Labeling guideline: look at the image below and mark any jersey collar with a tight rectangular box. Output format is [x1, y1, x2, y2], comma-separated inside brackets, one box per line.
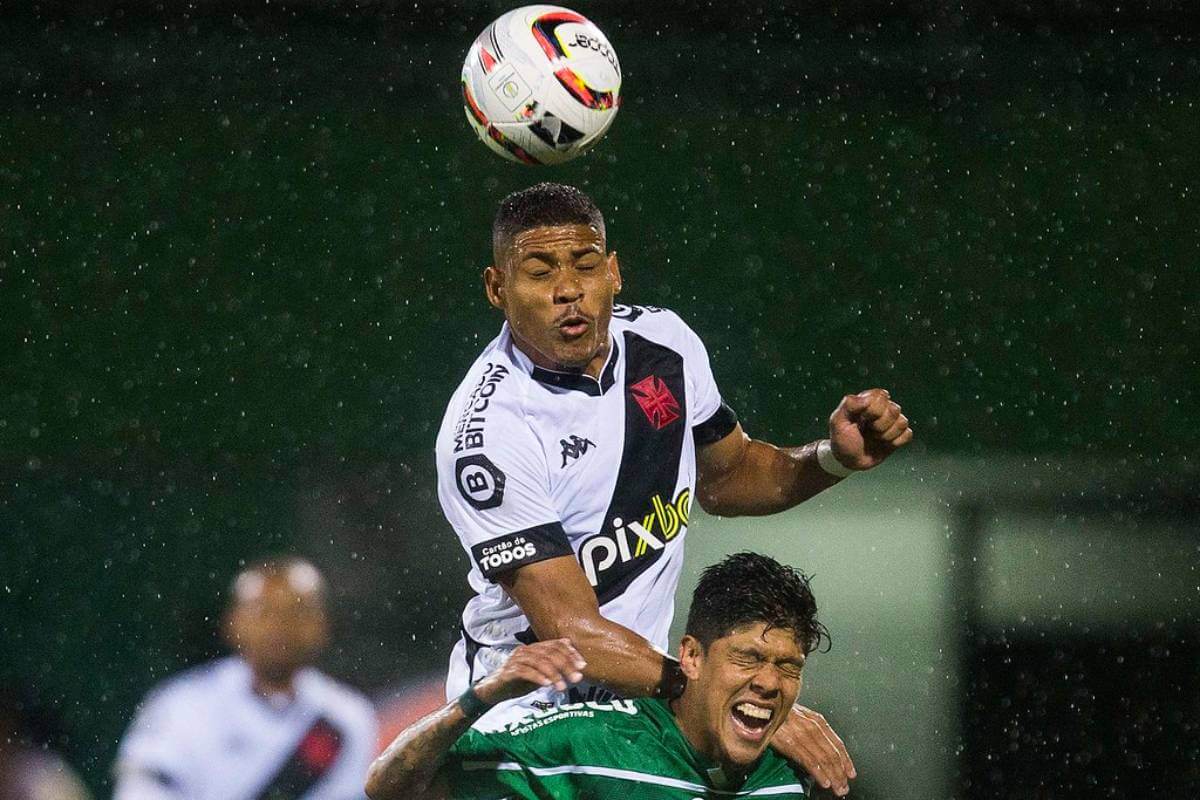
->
[509, 327, 621, 397]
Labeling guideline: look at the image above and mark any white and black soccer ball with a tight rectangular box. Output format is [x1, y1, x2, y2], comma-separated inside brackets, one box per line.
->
[461, 5, 621, 165]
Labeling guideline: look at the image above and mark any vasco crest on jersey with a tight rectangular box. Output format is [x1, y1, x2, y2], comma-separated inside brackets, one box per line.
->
[629, 374, 681, 430]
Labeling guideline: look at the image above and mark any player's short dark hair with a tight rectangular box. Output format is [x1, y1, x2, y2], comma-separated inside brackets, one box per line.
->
[492, 182, 606, 263]
[685, 552, 828, 655]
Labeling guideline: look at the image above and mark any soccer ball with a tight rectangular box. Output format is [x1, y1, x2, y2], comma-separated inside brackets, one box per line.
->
[461, 5, 621, 165]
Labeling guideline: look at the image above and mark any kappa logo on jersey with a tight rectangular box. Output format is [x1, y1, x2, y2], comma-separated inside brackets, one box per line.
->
[559, 434, 596, 468]
[630, 374, 681, 430]
[455, 453, 506, 510]
[579, 488, 690, 587]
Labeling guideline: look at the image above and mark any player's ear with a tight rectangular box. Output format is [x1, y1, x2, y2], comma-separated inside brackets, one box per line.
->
[608, 251, 622, 296]
[678, 634, 703, 680]
[484, 265, 505, 310]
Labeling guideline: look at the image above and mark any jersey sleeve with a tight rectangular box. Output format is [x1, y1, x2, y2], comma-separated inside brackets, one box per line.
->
[437, 376, 573, 582]
[111, 687, 193, 800]
[676, 315, 739, 446]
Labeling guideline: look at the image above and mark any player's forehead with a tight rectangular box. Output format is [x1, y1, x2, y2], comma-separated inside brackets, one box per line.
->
[509, 223, 605, 258]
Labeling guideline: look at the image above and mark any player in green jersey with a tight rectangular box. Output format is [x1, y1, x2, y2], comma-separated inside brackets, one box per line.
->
[366, 552, 829, 799]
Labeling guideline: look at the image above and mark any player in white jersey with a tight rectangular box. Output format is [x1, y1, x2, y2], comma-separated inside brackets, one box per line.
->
[435, 183, 912, 796]
[112, 558, 377, 800]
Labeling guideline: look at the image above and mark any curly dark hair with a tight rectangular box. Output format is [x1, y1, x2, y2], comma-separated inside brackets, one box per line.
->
[492, 182, 606, 264]
[685, 552, 829, 655]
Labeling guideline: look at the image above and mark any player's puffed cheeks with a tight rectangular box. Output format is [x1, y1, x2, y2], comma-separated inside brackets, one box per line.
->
[485, 223, 622, 377]
[675, 623, 805, 770]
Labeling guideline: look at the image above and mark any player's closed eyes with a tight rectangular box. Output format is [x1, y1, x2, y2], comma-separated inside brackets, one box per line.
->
[731, 651, 803, 679]
[777, 663, 804, 680]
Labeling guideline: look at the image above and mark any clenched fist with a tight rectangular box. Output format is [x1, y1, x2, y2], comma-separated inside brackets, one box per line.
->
[828, 389, 912, 471]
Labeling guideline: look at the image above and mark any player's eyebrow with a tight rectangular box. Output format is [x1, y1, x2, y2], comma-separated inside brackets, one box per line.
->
[518, 245, 600, 265]
[518, 249, 558, 264]
[729, 644, 763, 658]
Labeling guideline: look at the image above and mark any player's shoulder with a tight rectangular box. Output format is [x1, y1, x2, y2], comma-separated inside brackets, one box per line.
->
[133, 657, 235, 718]
[437, 329, 531, 451]
[446, 328, 529, 403]
[610, 304, 706, 354]
[298, 669, 377, 731]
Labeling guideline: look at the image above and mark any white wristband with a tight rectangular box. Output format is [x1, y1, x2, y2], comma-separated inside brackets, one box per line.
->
[816, 439, 855, 478]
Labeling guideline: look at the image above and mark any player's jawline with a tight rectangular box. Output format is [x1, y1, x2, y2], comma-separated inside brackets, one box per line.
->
[460, 761, 807, 796]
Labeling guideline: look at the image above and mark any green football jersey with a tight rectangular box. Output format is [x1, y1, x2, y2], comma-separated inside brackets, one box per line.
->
[442, 698, 810, 799]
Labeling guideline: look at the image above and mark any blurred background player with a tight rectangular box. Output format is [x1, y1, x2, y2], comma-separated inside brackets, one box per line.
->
[111, 557, 377, 800]
[435, 182, 911, 795]
[0, 687, 91, 800]
[366, 552, 827, 800]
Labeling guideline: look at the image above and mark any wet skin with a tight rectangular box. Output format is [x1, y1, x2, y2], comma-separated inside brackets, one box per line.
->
[484, 224, 622, 379]
[673, 623, 806, 772]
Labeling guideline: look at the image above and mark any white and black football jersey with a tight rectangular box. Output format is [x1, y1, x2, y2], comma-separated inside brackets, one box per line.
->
[112, 658, 377, 800]
[436, 305, 737, 726]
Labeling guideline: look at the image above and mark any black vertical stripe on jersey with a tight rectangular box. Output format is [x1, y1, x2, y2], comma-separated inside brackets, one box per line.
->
[590, 331, 687, 607]
[251, 717, 343, 800]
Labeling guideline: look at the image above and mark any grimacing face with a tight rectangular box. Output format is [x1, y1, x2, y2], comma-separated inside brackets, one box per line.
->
[485, 223, 622, 377]
[225, 568, 329, 682]
[677, 622, 805, 770]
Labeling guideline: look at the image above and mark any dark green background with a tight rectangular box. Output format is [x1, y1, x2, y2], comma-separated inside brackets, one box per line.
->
[1, 1, 1197, 792]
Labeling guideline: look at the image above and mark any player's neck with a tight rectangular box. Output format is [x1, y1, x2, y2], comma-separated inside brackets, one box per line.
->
[250, 667, 298, 702]
[511, 331, 611, 379]
[670, 695, 749, 781]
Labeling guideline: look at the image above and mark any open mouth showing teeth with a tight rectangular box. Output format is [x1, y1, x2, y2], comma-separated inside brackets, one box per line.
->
[731, 702, 773, 734]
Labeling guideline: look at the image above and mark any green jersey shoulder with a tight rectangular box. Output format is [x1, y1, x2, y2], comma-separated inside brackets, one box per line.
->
[443, 698, 810, 799]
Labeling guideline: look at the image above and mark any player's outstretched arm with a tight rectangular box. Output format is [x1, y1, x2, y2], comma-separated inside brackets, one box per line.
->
[365, 640, 586, 800]
[697, 388, 912, 516]
[499, 556, 684, 698]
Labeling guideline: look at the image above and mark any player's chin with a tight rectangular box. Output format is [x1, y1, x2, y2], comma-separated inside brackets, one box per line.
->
[718, 731, 769, 769]
[552, 333, 600, 364]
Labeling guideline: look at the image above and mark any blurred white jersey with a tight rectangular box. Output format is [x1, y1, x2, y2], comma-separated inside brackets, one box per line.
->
[436, 305, 737, 728]
[113, 657, 377, 800]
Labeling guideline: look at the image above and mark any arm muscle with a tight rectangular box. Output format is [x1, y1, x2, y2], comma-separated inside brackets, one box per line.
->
[696, 424, 841, 516]
[499, 556, 677, 698]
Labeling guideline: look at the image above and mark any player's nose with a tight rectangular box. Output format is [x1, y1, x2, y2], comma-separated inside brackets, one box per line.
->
[554, 274, 584, 303]
[749, 666, 783, 695]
